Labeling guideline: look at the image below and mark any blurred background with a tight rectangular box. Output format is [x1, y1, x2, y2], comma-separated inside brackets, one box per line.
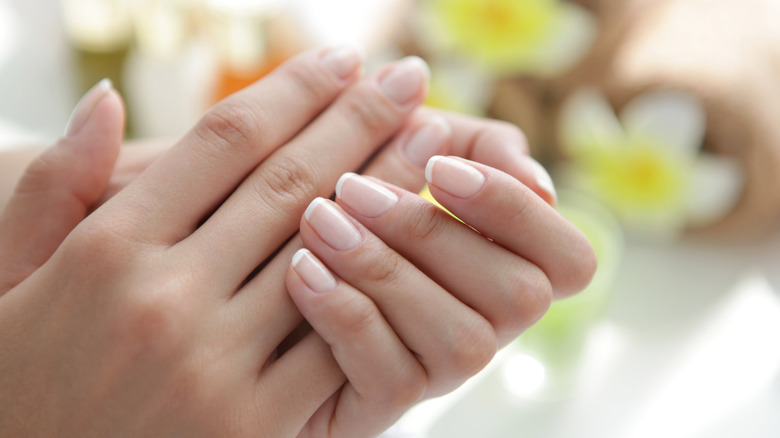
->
[1, 0, 780, 437]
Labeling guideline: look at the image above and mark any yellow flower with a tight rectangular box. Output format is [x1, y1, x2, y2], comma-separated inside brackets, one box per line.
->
[417, 0, 595, 76]
[559, 90, 742, 235]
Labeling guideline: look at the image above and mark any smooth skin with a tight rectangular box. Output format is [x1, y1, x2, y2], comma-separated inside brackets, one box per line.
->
[0, 47, 595, 437]
[289, 158, 595, 436]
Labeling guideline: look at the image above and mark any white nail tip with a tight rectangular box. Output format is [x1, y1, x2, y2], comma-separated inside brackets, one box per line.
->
[425, 155, 443, 184]
[335, 173, 355, 199]
[304, 197, 326, 221]
[291, 248, 309, 267]
[97, 78, 113, 93]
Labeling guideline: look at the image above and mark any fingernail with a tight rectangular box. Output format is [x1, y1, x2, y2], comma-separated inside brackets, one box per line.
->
[292, 248, 338, 294]
[335, 173, 398, 218]
[320, 46, 362, 79]
[304, 198, 362, 251]
[403, 116, 451, 169]
[425, 156, 485, 199]
[65, 78, 113, 137]
[528, 159, 557, 206]
[378, 56, 429, 105]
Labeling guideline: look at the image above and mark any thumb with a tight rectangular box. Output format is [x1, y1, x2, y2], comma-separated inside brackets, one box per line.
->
[0, 79, 125, 295]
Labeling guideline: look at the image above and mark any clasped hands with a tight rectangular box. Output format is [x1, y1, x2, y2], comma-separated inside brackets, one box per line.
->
[0, 48, 595, 437]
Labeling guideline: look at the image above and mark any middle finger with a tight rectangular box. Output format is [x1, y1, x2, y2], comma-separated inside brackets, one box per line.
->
[178, 57, 430, 294]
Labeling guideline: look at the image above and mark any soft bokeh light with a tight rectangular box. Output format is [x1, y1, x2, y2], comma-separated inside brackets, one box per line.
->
[502, 353, 547, 397]
[622, 275, 780, 438]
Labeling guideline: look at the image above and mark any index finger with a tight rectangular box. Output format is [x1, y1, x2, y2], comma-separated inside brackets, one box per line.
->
[361, 108, 556, 206]
[95, 46, 363, 245]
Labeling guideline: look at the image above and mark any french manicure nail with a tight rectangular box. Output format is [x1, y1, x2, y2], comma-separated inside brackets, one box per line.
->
[291, 248, 338, 294]
[528, 159, 557, 206]
[321, 46, 362, 79]
[336, 173, 399, 218]
[425, 156, 485, 199]
[378, 56, 430, 105]
[304, 198, 362, 251]
[65, 78, 113, 137]
[402, 116, 451, 169]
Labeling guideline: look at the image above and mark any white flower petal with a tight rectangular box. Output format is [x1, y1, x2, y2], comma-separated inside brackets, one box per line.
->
[685, 155, 743, 226]
[530, 2, 597, 77]
[621, 91, 706, 160]
[560, 89, 626, 156]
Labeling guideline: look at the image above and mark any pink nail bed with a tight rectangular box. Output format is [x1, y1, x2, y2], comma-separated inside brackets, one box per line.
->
[402, 116, 451, 169]
[336, 173, 398, 218]
[425, 156, 485, 199]
[304, 198, 362, 251]
[291, 248, 337, 294]
[378, 56, 430, 105]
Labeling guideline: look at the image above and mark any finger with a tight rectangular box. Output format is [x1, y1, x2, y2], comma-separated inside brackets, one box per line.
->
[298, 199, 495, 396]
[287, 249, 425, 437]
[0, 147, 44, 211]
[97, 46, 363, 245]
[362, 108, 557, 205]
[97, 138, 175, 206]
[221, 235, 305, 360]
[425, 156, 597, 299]
[332, 173, 546, 347]
[0, 80, 124, 294]
[182, 56, 430, 292]
[255, 331, 345, 438]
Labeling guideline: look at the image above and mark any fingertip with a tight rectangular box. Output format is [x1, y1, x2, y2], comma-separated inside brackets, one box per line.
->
[526, 159, 557, 207]
[424, 155, 443, 184]
[290, 248, 338, 295]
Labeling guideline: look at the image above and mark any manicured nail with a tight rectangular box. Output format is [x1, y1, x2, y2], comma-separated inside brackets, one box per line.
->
[425, 156, 485, 199]
[335, 173, 399, 218]
[291, 248, 338, 294]
[403, 116, 451, 169]
[528, 159, 557, 206]
[379, 56, 429, 105]
[304, 198, 362, 251]
[321, 46, 362, 79]
[65, 78, 113, 137]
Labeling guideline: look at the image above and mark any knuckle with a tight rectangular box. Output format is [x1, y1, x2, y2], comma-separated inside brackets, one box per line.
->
[506, 266, 553, 331]
[568, 240, 599, 295]
[254, 155, 318, 209]
[341, 89, 397, 133]
[195, 101, 261, 153]
[115, 287, 190, 355]
[506, 187, 534, 233]
[405, 204, 448, 243]
[282, 58, 334, 103]
[330, 292, 377, 336]
[448, 320, 497, 379]
[385, 367, 427, 407]
[65, 218, 130, 264]
[15, 155, 57, 197]
[361, 250, 403, 286]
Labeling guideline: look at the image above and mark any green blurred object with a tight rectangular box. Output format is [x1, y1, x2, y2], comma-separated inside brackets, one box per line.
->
[61, 0, 134, 136]
[515, 189, 623, 397]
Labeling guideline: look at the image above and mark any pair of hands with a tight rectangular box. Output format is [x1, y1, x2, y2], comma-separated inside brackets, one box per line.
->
[0, 48, 595, 437]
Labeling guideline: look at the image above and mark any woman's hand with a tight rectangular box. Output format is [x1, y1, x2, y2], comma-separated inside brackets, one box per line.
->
[0, 47, 439, 437]
[288, 159, 596, 437]
[0, 45, 583, 436]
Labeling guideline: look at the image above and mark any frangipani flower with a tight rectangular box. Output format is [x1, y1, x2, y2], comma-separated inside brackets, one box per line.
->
[416, 0, 596, 76]
[559, 89, 742, 235]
